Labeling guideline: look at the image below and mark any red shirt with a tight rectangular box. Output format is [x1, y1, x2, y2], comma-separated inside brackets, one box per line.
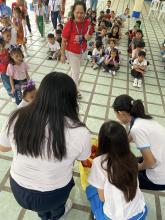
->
[0, 49, 9, 73]
[62, 19, 94, 54]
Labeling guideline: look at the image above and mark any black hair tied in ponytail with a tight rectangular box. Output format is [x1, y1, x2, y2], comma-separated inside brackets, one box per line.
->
[113, 94, 152, 120]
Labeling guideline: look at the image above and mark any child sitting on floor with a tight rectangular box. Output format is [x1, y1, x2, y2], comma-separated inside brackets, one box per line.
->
[92, 40, 105, 70]
[102, 48, 119, 75]
[131, 51, 147, 88]
[47, 33, 60, 60]
[131, 41, 145, 63]
[18, 80, 36, 108]
[108, 25, 120, 43]
[161, 39, 165, 62]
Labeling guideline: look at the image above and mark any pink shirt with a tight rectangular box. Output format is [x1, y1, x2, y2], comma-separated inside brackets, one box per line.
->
[6, 62, 28, 80]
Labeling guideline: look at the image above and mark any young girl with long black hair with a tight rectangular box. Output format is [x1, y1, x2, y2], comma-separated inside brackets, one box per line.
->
[113, 94, 165, 191]
[86, 120, 147, 220]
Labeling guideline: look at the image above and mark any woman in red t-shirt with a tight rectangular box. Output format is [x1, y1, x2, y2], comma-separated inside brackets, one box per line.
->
[61, 1, 94, 97]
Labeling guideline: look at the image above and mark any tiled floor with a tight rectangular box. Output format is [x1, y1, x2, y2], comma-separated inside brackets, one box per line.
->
[0, 0, 165, 219]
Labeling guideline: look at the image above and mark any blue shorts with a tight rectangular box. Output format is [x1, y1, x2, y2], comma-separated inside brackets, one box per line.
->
[86, 185, 147, 220]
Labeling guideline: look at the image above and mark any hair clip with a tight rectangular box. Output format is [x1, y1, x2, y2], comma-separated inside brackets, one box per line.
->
[0, 26, 12, 33]
[131, 100, 134, 106]
[0, 14, 9, 19]
[8, 44, 22, 53]
[22, 80, 35, 91]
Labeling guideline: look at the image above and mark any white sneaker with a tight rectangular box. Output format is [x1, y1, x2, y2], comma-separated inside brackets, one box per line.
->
[93, 64, 98, 70]
[137, 79, 142, 88]
[11, 98, 15, 103]
[133, 78, 138, 87]
[112, 71, 116, 76]
[64, 199, 72, 215]
[109, 70, 112, 74]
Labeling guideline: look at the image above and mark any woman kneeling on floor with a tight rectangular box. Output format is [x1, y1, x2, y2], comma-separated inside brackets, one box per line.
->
[0, 72, 91, 220]
[113, 94, 165, 191]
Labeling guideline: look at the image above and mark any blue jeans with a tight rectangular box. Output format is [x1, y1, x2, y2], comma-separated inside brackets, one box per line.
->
[1, 73, 12, 97]
[10, 177, 74, 220]
[51, 11, 60, 30]
[90, 0, 98, 11]
[86, 185, 147, 220]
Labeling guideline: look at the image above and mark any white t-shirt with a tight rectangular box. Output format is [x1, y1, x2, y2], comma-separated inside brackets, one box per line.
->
[133, 58, 147, 67]
[92, 48, 100, 58]
[48, 41, 60, 52]
[49, 0, 60, 12]
[88, 155, 146, 220]
[130, 118, 165, 185]
[0, 118, 91, 191]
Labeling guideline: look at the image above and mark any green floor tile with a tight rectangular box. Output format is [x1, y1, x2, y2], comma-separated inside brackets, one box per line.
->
[111, 87, 127, 96]
[92, 94, 109, 106]
[80, 91, 91, 102]
[147, 104, 165, 117]
[97, 77, 111, 86]
[28, 57, 45, 65]
[79, 103, 88, 115]
[88, 104, 106, 118]
[0, 191, 21, 220]
[80, 82, 94, 92]
[145, 85, 160, 94]
[95, 85, 110, 95]
[0, 159, 11, 182]
[1, 103, 17, 115]
[146, 93, 162, 105]
[82, 74, 96, 83]
[143, 193, 157, 220]
[86, 117, 104, 134]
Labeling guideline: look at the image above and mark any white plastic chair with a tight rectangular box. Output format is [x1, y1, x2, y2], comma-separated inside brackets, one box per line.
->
[158, 2, 165, 20]
[148, 0, 161, 18]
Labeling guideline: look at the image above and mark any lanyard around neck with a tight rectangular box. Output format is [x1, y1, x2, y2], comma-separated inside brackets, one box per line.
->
[75, 20, 84, 36]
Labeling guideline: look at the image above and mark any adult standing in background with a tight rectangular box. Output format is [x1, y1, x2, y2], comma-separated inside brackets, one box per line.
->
[113, 94, 165, 191]
[49, 0, 61, 30]
[0, 72, 91, 220]
[90, 0, 98, 11]
[61, 1, 94, 98]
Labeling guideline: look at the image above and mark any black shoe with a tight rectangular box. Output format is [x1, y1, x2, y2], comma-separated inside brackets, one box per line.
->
[77, 92, 82, 99]
[47, 57, 53, 60]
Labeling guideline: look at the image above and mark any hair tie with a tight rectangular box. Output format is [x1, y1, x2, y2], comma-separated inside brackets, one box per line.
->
[9, 44, 22, 53]
[22, 80, 35, 91]
[131, 100, 134, 106]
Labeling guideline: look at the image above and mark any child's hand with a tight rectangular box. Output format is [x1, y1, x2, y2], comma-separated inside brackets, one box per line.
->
[11, 88, 15, 95]
[84, 34, 91, 41]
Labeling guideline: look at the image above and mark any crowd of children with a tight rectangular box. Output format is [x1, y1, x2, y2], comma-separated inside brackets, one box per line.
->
[0, 1, 165, 220]
[85, 2, 129, 76]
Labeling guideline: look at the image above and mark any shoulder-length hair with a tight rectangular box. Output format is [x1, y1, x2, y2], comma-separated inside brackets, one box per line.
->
[7, 72, 85, 160]
[70, 1, 86, 20]
[97, 120, 138, 202]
